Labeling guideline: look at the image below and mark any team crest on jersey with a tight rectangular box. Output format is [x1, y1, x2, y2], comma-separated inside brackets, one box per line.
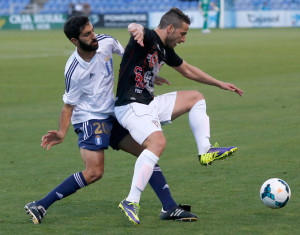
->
[105, 57, 113, 76]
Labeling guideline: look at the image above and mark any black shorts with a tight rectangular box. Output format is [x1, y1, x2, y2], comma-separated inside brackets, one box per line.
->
[109, 119, 129, 150]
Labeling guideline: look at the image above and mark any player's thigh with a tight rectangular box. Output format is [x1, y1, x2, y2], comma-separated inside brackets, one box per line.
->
[118, 134, 144, 157]
[171, 90, 204, 120]
[73, 118, 114, 172]
[80, 148, 105, 171]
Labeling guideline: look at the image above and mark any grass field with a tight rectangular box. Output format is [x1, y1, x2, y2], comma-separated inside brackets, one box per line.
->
[0, 27, 299, 234]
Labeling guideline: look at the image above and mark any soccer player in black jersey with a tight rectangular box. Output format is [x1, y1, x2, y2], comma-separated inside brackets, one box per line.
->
[115, 8, 244, 225]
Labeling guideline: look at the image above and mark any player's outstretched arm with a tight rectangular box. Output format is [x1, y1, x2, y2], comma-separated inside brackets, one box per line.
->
[41, 103, 74, 150]
[128, 23, 145, 47]
[173, 61, 244, 96]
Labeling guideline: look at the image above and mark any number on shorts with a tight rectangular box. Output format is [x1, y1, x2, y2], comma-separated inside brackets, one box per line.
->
[93, 122, 110, 134]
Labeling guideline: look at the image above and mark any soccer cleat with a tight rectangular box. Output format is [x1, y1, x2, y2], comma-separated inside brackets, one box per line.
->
[160, 204, 198, 222]
[199, 142, 237, 166]
[118, 199, 140, 226]
[24, 201, 47, 224]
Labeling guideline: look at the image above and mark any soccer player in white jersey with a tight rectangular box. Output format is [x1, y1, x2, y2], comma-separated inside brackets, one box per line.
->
[24, 15, 197, 225]
[114, 8, 244, 225]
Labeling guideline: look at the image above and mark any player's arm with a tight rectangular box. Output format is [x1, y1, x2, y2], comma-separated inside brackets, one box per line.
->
[41, 103, 75, 150]
[128, 23, 145, 47]
[154, 76, 171, 86]
[173, 60, 244, 96]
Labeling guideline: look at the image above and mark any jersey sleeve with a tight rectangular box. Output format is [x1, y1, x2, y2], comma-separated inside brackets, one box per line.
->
[112, 38, 124, 57]
[63, 72, 82, 106]
[165, 48, 183, 67]
[143, 28, 152, 45]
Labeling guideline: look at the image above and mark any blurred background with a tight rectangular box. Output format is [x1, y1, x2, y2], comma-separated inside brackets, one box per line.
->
[0, 0, 300, 30]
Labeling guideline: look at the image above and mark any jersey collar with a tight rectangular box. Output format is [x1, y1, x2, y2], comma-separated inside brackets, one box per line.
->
[74, 48, 97, 69]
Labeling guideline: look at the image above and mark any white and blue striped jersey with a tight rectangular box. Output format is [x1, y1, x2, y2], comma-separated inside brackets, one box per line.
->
[63, 34, 124, 124]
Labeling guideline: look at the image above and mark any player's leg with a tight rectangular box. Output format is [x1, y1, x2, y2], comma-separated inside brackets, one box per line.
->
[111, 122, 179, 212]
[24, 149, 104, 224]
[171, 90, 211, 155]
[202, 3, 210, 33]
[25, 119, 112, 224]
[80, 149, 105, 184]
[161, 91, 237, 166]
[37, 148, 103, 206]
[124, 131, 163, 202]
[118, 133, 178, 209]
[115, 103, 165, 225]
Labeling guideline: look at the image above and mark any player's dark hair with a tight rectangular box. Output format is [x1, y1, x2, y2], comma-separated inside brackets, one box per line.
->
[64, 15, 90, 40]
[158, 7, 191, 29]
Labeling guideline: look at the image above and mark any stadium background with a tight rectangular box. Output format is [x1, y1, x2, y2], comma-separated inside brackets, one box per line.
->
[1, 0, 300, 30]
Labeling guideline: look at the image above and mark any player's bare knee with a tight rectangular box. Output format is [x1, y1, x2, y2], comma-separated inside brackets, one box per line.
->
[188, 91, 203, 109]
[85, 169, 104, 183]
[191, 90, 204, 104]
[154, 137, 167, 156]
[146, 136, 166, 156]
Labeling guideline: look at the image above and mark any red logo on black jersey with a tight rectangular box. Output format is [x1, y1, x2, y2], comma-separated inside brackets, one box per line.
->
[149, 51, 158, 68]
[134, 66, 144, 88]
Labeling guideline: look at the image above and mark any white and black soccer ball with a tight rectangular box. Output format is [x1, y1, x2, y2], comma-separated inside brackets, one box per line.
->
[260, 178, 291, 209]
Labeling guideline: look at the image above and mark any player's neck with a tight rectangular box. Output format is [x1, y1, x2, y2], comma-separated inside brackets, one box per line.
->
[154, 28, 167, 45]
[77, 48, 96, 62]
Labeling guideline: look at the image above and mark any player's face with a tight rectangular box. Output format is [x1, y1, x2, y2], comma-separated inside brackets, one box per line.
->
[78, 22, 98, 52]
[165, 22, 189, 49]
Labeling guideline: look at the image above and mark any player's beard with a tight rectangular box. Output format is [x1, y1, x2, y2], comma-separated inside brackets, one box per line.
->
[165, 36, 177, 49]
[78, 38, 98, 52]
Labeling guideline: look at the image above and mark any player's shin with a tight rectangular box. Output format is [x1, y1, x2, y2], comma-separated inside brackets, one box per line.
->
[126, 149, 159, 203]
[149, 164, 177, 211]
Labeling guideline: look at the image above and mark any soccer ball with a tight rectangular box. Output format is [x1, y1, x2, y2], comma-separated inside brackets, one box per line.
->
[260, 178, 291, 209]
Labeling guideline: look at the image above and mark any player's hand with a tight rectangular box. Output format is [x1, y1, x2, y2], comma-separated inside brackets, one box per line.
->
[219, 82, 244, 96]
[41, 130, 64, 151]
[154, 76, 171, 86]
[128, 23, 144, 47]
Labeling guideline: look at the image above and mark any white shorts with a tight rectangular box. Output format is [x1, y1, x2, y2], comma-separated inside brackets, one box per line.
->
[114, 92, 177, 145]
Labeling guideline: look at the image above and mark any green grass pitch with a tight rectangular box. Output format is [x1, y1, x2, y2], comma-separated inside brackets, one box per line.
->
[0, 27, 299, 234]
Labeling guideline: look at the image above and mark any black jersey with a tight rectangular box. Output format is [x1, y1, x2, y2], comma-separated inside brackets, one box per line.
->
[115, 28, 183, 106]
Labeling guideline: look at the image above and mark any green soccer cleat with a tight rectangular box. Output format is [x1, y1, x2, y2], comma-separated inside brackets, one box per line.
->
[199, 142, 237, 166]
[118, 199, 140, 226]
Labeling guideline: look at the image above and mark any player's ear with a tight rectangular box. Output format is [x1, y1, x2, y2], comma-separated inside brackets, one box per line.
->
[70, 38, 78, 46]
[167, 24, 174, 34]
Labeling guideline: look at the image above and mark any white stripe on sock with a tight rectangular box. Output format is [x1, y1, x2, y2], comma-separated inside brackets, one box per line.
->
[74, 173, 85, 188]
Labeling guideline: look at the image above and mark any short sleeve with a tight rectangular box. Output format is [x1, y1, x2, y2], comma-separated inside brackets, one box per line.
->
[62, 78, 82, 105]
[112, 38, 124, 57]
[165, 48, 183, 67]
